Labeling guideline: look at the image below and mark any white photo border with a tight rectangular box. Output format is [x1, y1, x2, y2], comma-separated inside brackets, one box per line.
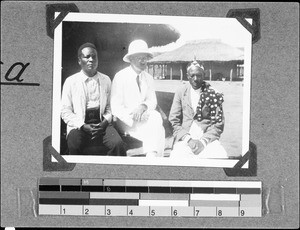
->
[51, 12, 252, 168]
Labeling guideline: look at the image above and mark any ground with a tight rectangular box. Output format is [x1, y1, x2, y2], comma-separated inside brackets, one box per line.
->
[154, 80, 244, 158]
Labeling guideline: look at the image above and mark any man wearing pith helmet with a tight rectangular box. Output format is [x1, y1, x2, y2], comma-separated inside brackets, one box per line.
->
[111, 39, 165, 157]
[61, 42, 126, 156]
[168, 59, 227, 158]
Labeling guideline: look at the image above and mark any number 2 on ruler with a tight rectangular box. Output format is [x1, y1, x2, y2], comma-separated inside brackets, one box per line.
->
[85, 208, 89, 215]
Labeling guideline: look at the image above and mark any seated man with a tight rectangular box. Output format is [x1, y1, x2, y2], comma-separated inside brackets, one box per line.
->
[169, 60, 227, 158]
[61, 42, 126, 156]
[111, 40, 165, 157]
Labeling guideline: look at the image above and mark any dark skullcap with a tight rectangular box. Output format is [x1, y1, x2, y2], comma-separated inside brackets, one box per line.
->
[77, 42, 97, 57]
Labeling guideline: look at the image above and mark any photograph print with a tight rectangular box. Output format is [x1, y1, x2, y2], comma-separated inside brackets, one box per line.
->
[51, 13, 252, 168]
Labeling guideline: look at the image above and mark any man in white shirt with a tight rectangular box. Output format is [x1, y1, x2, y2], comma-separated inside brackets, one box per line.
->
[169, 60, 228, 158]
[111, 40, 165, 157]
[61, 43, 126, 156]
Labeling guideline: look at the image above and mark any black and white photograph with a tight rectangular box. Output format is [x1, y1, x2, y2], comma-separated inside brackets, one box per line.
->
[1, 2, 299, 228]
[51, 13, 252, 167]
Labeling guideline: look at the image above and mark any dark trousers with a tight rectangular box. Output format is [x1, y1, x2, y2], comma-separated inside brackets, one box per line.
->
[67, 124, 127, 156]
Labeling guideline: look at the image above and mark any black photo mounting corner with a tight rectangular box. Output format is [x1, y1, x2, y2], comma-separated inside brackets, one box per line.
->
[226, 8, 261, 44]
[46, 3, 79, 39]
[43, 136, 76, 171]
[223, 141, 257, 177]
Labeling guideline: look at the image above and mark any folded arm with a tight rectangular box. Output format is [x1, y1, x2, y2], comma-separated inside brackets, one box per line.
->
[200, 105, 225, 145]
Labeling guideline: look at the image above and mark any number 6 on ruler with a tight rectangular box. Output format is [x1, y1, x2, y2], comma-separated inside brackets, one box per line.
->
[173, 209, 178, 216]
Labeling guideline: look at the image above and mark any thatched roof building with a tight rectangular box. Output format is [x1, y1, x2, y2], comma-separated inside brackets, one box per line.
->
[149, 39, 244, 63]
[147, 39, 244, 81]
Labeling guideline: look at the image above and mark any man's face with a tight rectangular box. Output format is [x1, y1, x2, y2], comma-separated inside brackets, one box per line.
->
[187, 66, 205, 90]
[130, 54, 150, 72]
[78, 47, 98, 77]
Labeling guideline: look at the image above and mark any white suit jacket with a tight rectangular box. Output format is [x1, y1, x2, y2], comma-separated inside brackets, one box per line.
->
[61, 70, 112, 136]
[110, 66, 157, 127]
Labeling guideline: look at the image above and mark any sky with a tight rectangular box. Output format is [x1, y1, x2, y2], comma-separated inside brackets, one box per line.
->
[149, 17, 252, 53]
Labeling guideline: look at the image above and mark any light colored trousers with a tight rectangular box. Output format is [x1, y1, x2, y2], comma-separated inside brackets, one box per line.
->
[170, 120, 228, 159]
[118, 110, 165, 157]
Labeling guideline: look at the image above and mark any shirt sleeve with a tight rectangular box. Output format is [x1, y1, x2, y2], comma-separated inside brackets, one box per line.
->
[110, 74, 134, 127]
[61, 78, 85, 129]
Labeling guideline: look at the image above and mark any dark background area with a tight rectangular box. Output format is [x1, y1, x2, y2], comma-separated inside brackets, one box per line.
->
[61, 21, 180, 86]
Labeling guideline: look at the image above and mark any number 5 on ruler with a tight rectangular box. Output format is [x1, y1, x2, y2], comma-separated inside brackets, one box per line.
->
[150, 209, 155, 216]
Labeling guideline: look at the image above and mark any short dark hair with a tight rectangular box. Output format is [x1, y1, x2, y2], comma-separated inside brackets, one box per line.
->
[77, 42, 97, 57]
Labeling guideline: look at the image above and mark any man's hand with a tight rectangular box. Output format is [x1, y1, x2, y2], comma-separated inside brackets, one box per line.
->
[98, 119, 109, 131]
[187, 139, 205, 155]
[81, 119, 108, 139]
[81, 124, 101, 136]
[132, 104, 147, 122]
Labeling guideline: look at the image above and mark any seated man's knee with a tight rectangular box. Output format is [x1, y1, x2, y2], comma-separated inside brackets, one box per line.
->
[105, 126, 126, 148]
[67, 129, 87, 154]
[106, 133, 127, 156]
[148, 110, 163, 125]
[111, 134, 124, 147]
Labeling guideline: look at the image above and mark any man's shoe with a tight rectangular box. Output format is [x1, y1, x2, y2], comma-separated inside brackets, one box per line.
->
[126, 147, 145, 157]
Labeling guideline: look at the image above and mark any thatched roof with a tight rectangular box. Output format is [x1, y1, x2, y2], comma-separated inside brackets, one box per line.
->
[148, 39, 244, 63]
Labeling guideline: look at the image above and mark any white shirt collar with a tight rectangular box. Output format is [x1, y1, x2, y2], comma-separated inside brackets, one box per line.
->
[191, 87, 201, 94]
[80, 70, 99, 82]
[129, 65, 143, 78]
[190, 87, 201, 112]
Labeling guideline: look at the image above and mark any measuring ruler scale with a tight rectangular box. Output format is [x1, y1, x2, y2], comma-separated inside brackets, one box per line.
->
[38, 178, 262, 217]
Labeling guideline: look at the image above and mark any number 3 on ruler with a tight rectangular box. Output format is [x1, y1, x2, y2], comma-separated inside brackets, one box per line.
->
[106, 209, 111, 215]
